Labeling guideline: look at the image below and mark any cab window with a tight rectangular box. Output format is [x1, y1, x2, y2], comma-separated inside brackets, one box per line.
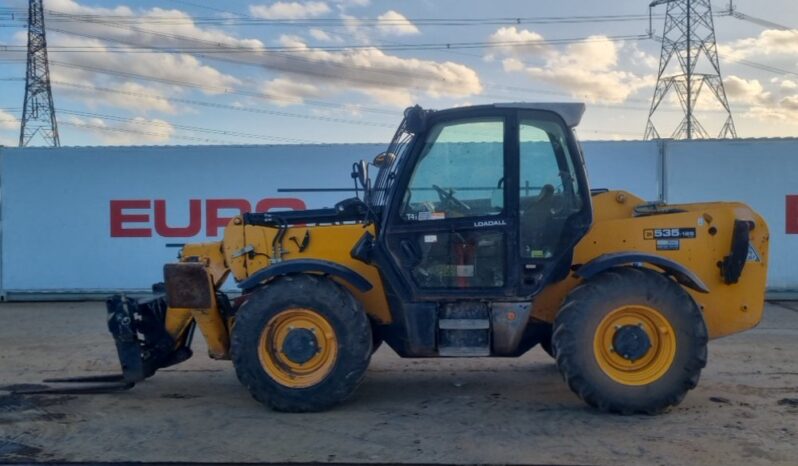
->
[519, 118, 582, 259]
[401, 118, 504, 221]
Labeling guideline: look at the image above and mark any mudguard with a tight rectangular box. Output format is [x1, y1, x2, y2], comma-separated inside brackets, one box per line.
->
[237, 259, 373, 293]
[575, 251, 710, 293]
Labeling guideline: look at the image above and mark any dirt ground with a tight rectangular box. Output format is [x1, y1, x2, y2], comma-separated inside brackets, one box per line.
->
[1, 301, 797, 466]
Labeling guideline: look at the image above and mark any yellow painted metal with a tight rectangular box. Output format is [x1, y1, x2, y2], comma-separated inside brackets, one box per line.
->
[232, 221, 393, 324]
[258, 308, 338, 388]
[222, 217, 247, 282]
[593, 305, 676, 386]
[181, 242, 230, 288]
[189, 300, 231, 360]
[532, 191, 770, 339]
[164, 307, 193, 342]
[163, 263, 230, 360]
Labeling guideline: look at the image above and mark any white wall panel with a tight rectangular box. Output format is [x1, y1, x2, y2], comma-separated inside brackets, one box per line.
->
[0, 144, 381, 294]
[581, 140, 661, 201]
[1, 138, 796, 296]
[664, 139, 798, 290]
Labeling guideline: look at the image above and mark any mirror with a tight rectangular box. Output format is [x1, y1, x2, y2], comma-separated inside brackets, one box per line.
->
[373, 152, 396, 168]
[351, 160, 369, 191]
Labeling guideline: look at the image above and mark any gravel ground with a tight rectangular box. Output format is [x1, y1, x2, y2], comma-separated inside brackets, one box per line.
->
[1, 301, 797, 465]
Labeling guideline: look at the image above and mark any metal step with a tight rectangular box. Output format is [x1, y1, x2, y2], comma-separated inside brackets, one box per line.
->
[438, 318, 490, 330]
[438, 346, 491, 357]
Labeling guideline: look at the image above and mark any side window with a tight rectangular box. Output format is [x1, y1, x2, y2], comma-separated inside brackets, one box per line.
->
[519, 118, 582, 259]
[401, 118, 504, 221]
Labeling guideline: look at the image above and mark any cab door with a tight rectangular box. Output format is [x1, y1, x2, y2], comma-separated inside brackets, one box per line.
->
[516, 110, 592, 295]
[381, 108, 517, 300]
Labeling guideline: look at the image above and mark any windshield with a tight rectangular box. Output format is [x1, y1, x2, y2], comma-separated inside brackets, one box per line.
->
[368, 114, 415, 207]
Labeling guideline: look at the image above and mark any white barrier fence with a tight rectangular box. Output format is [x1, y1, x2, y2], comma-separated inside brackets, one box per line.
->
[0, 138, 796, 298]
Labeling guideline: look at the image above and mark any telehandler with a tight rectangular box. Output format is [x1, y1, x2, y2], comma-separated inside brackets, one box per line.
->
[26, 103, 769, 414]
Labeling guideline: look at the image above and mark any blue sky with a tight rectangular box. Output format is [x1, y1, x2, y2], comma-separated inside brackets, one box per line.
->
[1, 0, 797, 146]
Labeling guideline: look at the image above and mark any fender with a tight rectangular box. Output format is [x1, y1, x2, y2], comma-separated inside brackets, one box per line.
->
[575, 252, 710, 294]
[237, 259, 373, 293]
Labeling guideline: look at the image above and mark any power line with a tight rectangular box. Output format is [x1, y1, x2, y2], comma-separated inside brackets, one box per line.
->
[4, 117, 238, 144]
[730, 11, 797, 31]
[41, 58, 398, 119]
[57, 119, 240, 145]
[1, 34, 651, 53]
[57, 108, 320, 143]
[47, 79, 396, 128]
[2, 7, 666, 27]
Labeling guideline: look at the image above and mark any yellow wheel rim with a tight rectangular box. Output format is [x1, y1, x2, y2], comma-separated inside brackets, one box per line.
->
[258, 308, 338, 388]
[593, 305, 676, 386]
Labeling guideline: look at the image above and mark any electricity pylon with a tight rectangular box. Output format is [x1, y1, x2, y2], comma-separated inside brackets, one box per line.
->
[20, 0, 60, 147]
[645, 0, 737, 140]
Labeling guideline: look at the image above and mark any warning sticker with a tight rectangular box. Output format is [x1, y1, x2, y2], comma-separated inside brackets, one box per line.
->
[747, 245, 761, 262]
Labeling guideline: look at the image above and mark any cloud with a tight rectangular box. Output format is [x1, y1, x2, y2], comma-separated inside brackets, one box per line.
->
[719, 29, 798, 61]
[45, 34, 240, 95]
[0, 109, 20, 131]
[261, 77, 322, 106]
[270, 35, 483, 107]
[725, 76, 768, 105]
[489, 29, 653, 103]
[359, 87, 414, 107]
[309, 28, 341, 42]
[725, 75, 798, 124]
[249, 2, 331, 20]
[487, 27, 550, 60]
[30, 0, 248, 114]
[29, 0, 483, 113]
[377, 10, 420, 36]
[67, 115, 175, 144]
[332, 0, 369, 9]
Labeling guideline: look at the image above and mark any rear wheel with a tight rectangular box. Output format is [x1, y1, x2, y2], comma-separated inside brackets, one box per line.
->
[553, 267, 707, 414]
[231, 274, 372, 412]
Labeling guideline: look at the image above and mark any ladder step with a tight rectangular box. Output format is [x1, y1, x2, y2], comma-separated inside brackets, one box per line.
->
[438, 346, 491, 357]
[439, 319, 490, 330]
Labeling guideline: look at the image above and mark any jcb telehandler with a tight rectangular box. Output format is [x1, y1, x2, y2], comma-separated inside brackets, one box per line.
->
[28, 103, 769, 414]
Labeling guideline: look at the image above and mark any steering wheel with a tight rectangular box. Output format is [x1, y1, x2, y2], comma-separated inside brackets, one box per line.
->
[432, 184, 471, 212]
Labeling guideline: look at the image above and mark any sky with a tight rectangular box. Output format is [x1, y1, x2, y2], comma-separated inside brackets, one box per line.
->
[0, 0, 797, 147]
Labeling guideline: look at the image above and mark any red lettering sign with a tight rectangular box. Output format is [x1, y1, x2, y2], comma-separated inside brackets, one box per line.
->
[110, 198, 307, 238]
[110, 200, 151, 237]
[154, 199, 202, 237]
[255, 198, 306, 213]
[206, 199, 252, 237]
[787, 195, 798, 234]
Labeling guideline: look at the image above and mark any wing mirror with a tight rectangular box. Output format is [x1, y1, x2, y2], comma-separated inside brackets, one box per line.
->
[351, 160, 370, 191]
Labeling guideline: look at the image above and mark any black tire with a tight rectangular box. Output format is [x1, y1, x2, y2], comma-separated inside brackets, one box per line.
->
[553, 267, 708, 415]
[370, 320, 384, 355]
[539, 325, 555, 359]
[231, 274, 372, 412]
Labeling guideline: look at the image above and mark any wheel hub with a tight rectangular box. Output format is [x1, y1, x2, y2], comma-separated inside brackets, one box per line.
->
[612, 324, 651, 361]
[281, 328, 319, 364]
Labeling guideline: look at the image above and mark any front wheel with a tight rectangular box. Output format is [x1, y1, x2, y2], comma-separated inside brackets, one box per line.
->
[231, 274, 372, 412]
[553, 267, 708, 415]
